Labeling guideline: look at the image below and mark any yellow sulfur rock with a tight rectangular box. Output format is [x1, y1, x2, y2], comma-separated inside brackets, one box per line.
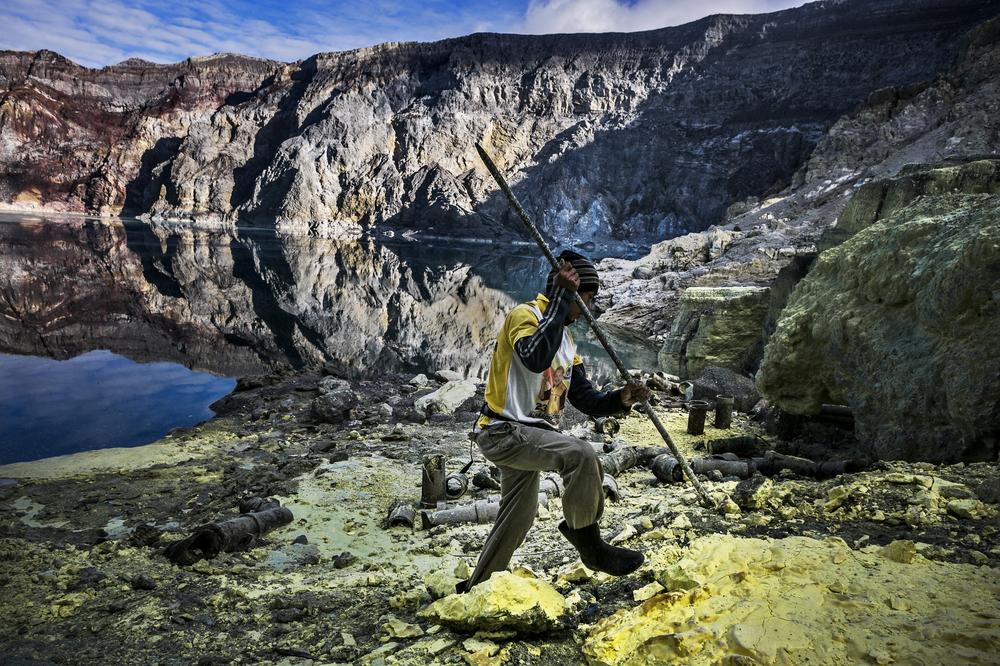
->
[584, 534, 1000, 665]
[557, 561, 594, 585]
[462, 637, 499, 655]
[881, 540, 917, 564]
[421, 636, 454, 655]
[419, 571, 568, 633]
[49, 592, 88, 618]
[668, 514, 692, 530]
[947, 498, 990, 519]
[633, 581, 665, 602]
[382, 615, 424, 638]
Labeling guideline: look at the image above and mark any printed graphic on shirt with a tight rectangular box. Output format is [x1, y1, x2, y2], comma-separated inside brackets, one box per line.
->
[537, 358, 571, 418]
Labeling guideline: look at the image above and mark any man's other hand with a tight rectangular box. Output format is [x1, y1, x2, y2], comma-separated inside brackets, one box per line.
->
[555, 260, 580, 292]
[620, 381, 652, 407]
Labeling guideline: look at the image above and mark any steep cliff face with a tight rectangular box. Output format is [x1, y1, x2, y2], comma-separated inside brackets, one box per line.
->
[2, 0, 997, 246]
[0, 51, 280, 215]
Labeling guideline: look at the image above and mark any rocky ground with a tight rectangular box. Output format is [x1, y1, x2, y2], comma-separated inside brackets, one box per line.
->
[1, 371, 998, 665]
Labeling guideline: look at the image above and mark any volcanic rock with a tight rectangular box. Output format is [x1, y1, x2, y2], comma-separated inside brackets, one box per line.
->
[757, 189, 1000, 462]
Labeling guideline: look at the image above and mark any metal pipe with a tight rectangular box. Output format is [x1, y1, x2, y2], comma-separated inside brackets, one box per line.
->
[445, 472, 469, 499]
[651, 455, 684, 483]
[602, 474, 620, 501]
[421, 454, 446, 508]
[475, 142, 720, 510]
[386, 502, 416, 528]
[707, 436, 761, 457]
[595, 416, 620, 436]
[646, 374, 672, 392]
[691, 457, 754, 479]
[598, 446, 641, 477]
[714, 395, 734, 429]
[752, 451, 863, 479]
[472, 468, 501, 491]
[420, 493, 549, 528]
[164, 503, 293, 565]
[539, 474, 564, 498]
[687, 400, 710, 435]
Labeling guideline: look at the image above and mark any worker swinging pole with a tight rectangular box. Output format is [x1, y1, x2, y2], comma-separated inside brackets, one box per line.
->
[475, 142, 721, 511]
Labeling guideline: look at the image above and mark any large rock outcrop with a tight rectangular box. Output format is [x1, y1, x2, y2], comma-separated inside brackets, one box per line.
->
[3, 0, 997, 246]
[0, 52, 279, 216]
[658, 286, 769, 378]
[756, 190, 1000, 462]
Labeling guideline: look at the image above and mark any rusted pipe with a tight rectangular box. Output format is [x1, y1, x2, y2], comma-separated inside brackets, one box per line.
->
[595, 416, 620, 436]
[707, 436, 762, 457]
[445, 472, 469, 499]
[752, 451, 863, 479]
[687, 400, 710, 435]
[421, 454, 447, 508]
[386, 502, 416, 528]
[599, 446, 642, 477]
[539, 474, 564, 498]
[691, 457, 755, 479]
[420, 493, 549, 528]
[714, 395, 734, 429]
[602, 474, 620, 502]
[635, 446, 674, 466]
[164, 502, 293, 565]
[651, 455, 684, 483]
[472, 467, 501, 491]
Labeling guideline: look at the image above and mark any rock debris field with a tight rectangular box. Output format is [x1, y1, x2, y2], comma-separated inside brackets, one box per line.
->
[1, 371, 998, 665]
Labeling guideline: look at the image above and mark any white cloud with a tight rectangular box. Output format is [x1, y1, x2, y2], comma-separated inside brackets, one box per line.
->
[0, 0, 521, 68]
[518, 0, 807, 34]
[0, 0, 811, 68]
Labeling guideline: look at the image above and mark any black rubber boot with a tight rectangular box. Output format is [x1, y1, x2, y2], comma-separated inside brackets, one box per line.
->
[558, 520, 644, 576]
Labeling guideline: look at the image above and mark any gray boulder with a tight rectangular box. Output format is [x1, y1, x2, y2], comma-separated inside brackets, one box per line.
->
[691, 366, 760, 413]
[311, 377, 360, 423]
[414, 380, 478, 416]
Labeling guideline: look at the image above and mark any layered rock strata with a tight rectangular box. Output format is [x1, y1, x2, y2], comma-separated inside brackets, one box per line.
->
[2, 0, 997, 246]
[658, 286, 769, 378]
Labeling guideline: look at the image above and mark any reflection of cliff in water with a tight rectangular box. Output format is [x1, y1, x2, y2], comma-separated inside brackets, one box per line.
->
[0, 214, 536, 378]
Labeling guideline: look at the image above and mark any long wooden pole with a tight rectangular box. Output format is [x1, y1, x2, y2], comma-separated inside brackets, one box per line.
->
[474, 142, 721, 510]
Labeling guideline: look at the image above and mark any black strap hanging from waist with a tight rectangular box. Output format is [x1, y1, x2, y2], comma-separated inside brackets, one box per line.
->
[479, 403, 513, 423]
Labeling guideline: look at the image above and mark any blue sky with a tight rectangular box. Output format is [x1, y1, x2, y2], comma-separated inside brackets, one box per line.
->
[2, 0, 805, 67]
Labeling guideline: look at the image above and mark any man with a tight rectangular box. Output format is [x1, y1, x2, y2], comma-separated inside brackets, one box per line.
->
[458, 250, 651, 593]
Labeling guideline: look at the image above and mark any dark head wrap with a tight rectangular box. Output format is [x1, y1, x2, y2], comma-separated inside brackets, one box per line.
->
[545, 249, 600, 295]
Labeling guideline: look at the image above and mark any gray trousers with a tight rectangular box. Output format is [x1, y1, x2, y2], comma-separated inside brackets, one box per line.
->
[466, 421, 605, 588]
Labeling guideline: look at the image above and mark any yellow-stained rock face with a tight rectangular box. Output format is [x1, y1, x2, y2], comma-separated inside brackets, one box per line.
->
[584, 534, 1000, 665]
[419, 570, 569, 634]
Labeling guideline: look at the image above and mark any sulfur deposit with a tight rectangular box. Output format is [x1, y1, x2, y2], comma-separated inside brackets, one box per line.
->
[420, 570, 569, 634]
[585, 534, 1000, 665]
